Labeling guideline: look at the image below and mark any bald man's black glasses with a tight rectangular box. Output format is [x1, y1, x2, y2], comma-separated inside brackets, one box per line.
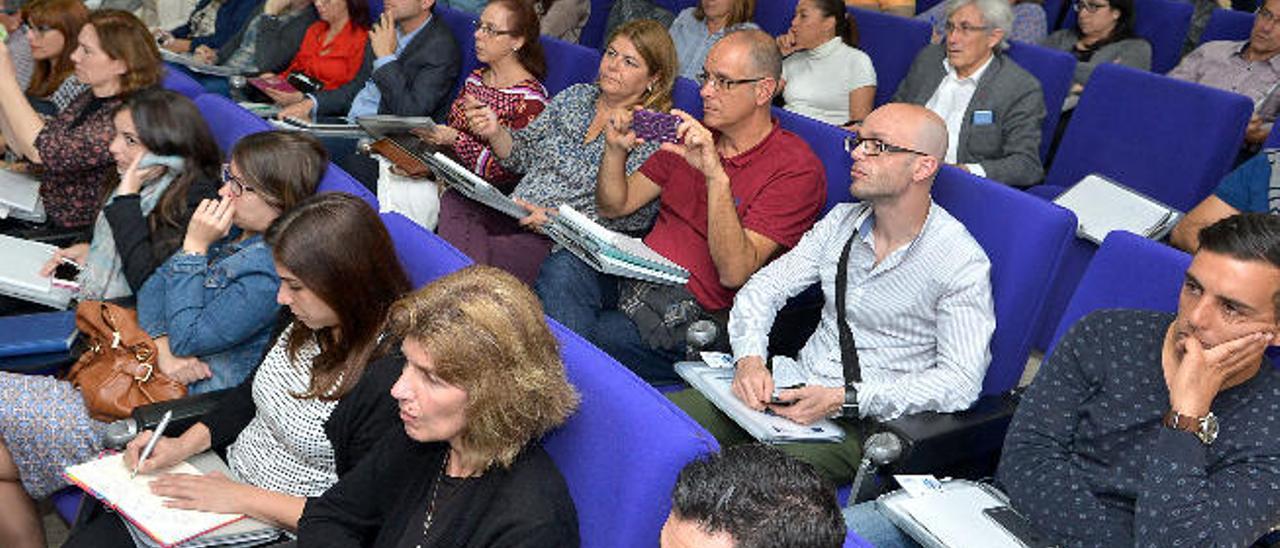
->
[844, 136, 929, 157]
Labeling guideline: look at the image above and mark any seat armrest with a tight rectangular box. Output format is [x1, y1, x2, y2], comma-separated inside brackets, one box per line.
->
[131, 389, 230, 432]
[876, 391, 1021, 476]
[0, 350, 76, 375]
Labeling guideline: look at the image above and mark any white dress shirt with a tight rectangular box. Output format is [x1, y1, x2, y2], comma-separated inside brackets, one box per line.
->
[728, 202, 996, 420]
[925, 54, 994, 176]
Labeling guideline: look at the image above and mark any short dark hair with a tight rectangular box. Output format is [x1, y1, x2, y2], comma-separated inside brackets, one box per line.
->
[670, 444, 846, 548]
[1197, 213, 1280, 315]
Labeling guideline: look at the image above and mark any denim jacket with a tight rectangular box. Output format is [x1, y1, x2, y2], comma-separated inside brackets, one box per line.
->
[137, 231, 280, 393]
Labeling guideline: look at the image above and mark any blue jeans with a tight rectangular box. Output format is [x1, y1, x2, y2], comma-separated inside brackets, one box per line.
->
[843, 501, 922, 548]
[535, 249, 684, 385]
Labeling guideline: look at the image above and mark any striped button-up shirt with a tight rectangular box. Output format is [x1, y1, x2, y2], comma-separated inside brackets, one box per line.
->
[728, 202, 995, 420]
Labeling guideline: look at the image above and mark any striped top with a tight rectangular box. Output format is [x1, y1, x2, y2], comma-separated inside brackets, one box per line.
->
[728, 202, 995, 420]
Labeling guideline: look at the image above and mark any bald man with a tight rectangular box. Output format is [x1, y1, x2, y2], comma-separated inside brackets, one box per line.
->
[670, 103, 996, 483]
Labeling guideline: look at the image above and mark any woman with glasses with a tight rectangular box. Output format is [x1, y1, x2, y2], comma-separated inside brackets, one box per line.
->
[918, 0, 1047, 44]
[454, 19, 676, 284]
[1042, 0, 1149, 101]
[776, 0, 876, 127]
[256, 0, 371, 111]
[0, 129, 325, 548]
[394, 0, 547, 241]
[21, 0, 90, 114]
[670, 0, 759, 80]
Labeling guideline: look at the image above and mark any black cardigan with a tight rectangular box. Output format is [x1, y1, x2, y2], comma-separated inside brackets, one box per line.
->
[298, 435, 580, 548]
[99, 174, 220, 293]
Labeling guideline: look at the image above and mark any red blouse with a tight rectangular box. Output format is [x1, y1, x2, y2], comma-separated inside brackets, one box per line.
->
[446, 69, 548, 192]
[282, 19, 368, 90]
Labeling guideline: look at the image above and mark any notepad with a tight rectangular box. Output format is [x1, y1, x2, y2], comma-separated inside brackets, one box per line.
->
[0, 168, 41, 215]
[64, 453, 249, 548]
[674, 360, 844, 443]
[1052, 173, 1182, 245]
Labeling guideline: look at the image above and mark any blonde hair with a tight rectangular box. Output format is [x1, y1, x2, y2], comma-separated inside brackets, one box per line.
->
[695, 0, 756, 27]
[388, 266, 579, 473]
[605, 19, 678, 111]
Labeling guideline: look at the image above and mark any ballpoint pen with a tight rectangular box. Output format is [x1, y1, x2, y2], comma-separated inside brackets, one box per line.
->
[131, 409, 173, 479]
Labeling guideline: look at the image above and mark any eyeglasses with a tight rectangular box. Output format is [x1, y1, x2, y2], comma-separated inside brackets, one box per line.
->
[696, 71, 767, 92]
[844, 136, 929, 157]
[221, 164, 267, 200]
[1073, 0, 1110, 13]
[1257, 6, 1280, 25]
[473, 20, 517, 37]
[943, 22, 993, 35]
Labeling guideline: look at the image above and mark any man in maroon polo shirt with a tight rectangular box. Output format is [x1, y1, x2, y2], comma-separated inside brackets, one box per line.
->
[534, 28, 826, 385]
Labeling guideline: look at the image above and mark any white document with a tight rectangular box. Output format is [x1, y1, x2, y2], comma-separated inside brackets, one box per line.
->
[64, 453, 249, 547]
[0, 234, 56, 294]
[879, 480, 1028, 548]
[0, 169, 41, 214]
[1052, 173, 1181, 245]
[674, 361, 845, 443]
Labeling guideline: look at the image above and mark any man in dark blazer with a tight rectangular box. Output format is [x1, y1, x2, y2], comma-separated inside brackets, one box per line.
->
[280, 0, 462, 122]
[893, 0, 1044, 187]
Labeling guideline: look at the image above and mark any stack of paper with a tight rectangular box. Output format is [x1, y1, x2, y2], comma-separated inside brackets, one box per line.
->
[878, 480, 1034, 548]
[674, 361, 844, 443]
[0, 235, 72, 309]
[1053, 173, 1182, 244]
[270, 117, 366, 139]
[0, 169, 45, 223]
[65, 452, 282, 548]
[546, 205, 690, 286]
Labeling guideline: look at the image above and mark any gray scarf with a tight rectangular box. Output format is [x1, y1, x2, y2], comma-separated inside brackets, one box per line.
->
[78, 161, 183, 300]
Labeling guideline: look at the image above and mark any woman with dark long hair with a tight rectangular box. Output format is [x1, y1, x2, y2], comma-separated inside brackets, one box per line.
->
[1042, 0, 1150, 95]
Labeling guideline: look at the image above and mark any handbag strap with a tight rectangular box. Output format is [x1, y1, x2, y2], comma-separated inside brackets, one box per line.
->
[834, 207, 873, 386]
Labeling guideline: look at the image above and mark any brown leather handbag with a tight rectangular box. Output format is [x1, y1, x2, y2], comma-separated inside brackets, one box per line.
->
[65, 301, 187, 422]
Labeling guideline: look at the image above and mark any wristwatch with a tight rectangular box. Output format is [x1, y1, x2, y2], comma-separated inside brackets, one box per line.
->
[840, 386, 858, 418]
[1162, 409, 1219, 445]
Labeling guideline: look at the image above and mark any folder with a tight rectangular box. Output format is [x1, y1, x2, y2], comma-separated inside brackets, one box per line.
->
[0, 310, 76, 358]
[1052, 173, 1182, 245]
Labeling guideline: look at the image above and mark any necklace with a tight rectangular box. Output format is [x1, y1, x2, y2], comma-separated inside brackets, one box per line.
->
[416, 451, 451, 548]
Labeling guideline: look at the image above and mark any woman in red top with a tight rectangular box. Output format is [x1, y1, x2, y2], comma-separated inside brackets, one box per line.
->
[258, 0, 371, 110]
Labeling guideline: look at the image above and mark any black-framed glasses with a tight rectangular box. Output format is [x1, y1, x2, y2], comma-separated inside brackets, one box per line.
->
[473, 20, 517, 37]
[696, 71, 767, 92]
[1073, 0, 1110, 12]
[222, 164, 263, 198]
[844, 136, 929, 157]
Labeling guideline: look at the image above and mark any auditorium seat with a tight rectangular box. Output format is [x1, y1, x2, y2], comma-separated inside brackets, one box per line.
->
[1045, 0, 1069, 30]
[435, 6, 482, 100]
[1005, 40, 1075, 161]
[773, 106, 847, 214]
[541, 35, 603, 96]
[755, 0, 798, 37]
[672, 76, 704, 119]
[161, 65, 204, 98]
[1199, 7, 1254, 44]
[1061, 0, 1192, 73]
[847, 7, 933, 106]
[381, 212, 473, 287]
[192, 93, 272, 154]
[318, 162, 380, 210]
[1026, 63, 1251, 352]
[579, 0, 614, 49]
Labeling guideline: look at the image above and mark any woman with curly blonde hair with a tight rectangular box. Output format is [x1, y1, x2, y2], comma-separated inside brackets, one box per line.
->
[298, 265, 582, 547]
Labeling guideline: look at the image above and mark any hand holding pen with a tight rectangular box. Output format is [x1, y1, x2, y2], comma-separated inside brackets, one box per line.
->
[124, 410, 175, 477]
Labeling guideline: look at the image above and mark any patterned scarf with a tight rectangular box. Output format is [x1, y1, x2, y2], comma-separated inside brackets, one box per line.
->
[78, 160, 184, 301]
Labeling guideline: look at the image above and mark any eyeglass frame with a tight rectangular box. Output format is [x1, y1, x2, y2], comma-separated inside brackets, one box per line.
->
[473, 19, 518, 37]
[221, 164, 276, 204]
[695, 70, 769, 92]
[1257, 5, 1280, 25]
[943, 21, 993, 35]
[1073, 0, 1111, 13]
[844, 135, 930, 157]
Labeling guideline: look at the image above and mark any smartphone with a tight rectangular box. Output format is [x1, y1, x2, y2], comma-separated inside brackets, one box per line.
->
[768, 383, 806, 407]
[983, 506, 1058, 548]
[631, 109, 681, 144]
[51, 259, 80, 291]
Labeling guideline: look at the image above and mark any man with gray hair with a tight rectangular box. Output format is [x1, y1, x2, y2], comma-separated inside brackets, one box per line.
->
[894, 0, 1045, 188]
[536, 29, 826, 386]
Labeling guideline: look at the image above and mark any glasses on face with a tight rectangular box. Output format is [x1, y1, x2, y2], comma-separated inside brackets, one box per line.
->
[696, 71, 767, 92]
[943, 21, 993, 35]
[844, 136, 929, 157]
[473, 20, 517, 37]
[221, 164, 263, 199]
[1073, 0, 1110, 13]
[1257, 6, 1280, 25]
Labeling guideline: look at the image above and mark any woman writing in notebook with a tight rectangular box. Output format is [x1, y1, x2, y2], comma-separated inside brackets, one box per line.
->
[0, 130, 326, 548]
[297, 266, 581, 547]
[63, 193, 412, 545]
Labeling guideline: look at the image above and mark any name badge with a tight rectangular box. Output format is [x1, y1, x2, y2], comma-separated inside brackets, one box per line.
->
[972, 110, 994, 126]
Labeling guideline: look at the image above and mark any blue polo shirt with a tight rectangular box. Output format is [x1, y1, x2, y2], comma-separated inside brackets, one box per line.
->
[1213, 151, 1272, 213]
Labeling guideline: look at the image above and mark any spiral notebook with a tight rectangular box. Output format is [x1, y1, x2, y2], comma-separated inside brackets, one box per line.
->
[64, 452, 281, 548]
